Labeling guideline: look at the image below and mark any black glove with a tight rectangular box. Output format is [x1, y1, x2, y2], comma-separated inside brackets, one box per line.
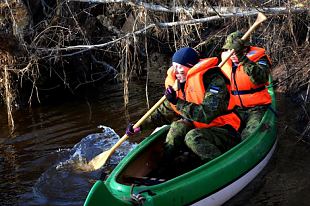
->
[125, 123, 141, 136]
[165, 85, 178, 105]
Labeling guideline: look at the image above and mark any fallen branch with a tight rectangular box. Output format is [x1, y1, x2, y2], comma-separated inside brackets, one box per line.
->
[35, 11, 261, 53]
[33, 2, 309, 55]
[67, 0, 308, 15]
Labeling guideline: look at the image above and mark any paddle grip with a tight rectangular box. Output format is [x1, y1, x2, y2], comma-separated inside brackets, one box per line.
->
[218, 12, 267, 68]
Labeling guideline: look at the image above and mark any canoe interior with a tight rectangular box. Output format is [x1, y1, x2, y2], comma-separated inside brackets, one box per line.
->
[116, 133, 166, 185]
[116, 111, 276, 187]
[84, 80, 277, 206]
[116, 127, 212, 186]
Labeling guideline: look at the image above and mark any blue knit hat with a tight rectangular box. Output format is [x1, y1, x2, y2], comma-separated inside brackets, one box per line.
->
[172, 47, 199, 67]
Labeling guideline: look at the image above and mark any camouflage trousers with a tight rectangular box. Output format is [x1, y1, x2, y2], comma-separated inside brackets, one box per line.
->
[237, 105, 269, 140]
[165, 119, 240, 161]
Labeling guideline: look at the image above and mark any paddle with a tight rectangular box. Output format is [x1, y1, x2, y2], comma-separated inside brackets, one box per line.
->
[88, 96, 167, 170]
[218, 12, 267, 67]
[88, 12, 267, 171]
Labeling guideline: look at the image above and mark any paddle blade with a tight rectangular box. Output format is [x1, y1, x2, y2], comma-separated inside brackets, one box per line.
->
[255, 12, 267, 24]
[88, 149, 112, 170]
[219, 12, 267, 68]
[242, 12, 267, 41]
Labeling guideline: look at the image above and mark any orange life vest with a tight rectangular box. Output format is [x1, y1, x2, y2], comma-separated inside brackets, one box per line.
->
[165, 57, 241, 131]
[221, 46, 272, 108]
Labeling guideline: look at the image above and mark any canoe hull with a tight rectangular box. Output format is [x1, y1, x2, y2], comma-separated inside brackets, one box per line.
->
[191, 139, 277, 206]
[85, 87, 277, 206]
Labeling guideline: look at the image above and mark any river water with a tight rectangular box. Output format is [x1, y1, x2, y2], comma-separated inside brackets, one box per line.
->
[1, 80, 310, 206]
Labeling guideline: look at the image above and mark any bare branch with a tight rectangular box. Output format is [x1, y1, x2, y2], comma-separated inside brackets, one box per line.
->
[35, 24, 155, 52]
[34, 2, 307, 55]
[34, 12, 261, 53]
[66, 0, 308, 15]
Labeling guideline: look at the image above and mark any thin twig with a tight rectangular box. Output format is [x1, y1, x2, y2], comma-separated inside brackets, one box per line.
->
[67, 0, 308, 15]
[34, 11, 261, 53]
[269, 61, 310, 88]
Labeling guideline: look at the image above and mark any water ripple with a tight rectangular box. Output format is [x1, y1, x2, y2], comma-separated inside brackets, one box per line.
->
[24, 126, 137, 206]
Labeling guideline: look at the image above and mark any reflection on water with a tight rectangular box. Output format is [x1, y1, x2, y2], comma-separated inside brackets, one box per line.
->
[1, 81, 310, 206]
[0, 82, 157, 206]
[224, 94, 310, 206]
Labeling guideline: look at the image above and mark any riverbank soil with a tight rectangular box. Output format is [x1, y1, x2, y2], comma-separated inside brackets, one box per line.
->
[0, 1, 308, 104]
[272, 45, 310, 141]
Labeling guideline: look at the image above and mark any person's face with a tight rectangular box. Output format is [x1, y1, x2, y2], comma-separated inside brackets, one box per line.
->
[173, 62, 190, 83]
[228, 49, 239, 63]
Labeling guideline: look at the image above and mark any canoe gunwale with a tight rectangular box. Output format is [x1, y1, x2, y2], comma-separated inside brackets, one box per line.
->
[190, 138, 278, 206]
[84, 83, 277, 206]
[112, 106, 277, 186]
[103, 106, 277, 205]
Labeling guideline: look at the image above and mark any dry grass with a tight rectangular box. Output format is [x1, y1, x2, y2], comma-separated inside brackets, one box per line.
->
[0, 0, 309, 132]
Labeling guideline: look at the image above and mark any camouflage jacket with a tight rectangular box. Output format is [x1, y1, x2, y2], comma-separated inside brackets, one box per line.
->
[236, 54, 271, 85]
[142, 71, 230, 129]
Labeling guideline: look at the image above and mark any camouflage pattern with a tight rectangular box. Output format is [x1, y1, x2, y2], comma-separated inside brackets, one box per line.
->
[237, 105, 268, 140]
[222, 31, 251, 50]
[165, 119, 193, 149]
[176, 72, 230, 123]
[237, 55, 271, 85]
[141, 70, 239, 161]
[163, 119, 194, 161]
[164, 121, 240, 162]
[184, 126, 240, 161]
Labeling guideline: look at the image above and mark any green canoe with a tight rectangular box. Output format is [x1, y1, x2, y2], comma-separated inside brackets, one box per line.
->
[84, 87, 277, 206]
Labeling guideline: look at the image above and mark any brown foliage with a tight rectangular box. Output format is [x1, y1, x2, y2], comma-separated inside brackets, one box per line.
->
[0, 0, 309, 131]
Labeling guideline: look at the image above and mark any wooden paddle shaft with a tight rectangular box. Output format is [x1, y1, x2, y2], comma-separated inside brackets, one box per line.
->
[88, 12, 267, 170]
[218, 12, 267, 68]
[132, 79, 178, 130]
[108, 96, 167, 155]
[113, 12, 267, 154]
[133, 96, 167, 129]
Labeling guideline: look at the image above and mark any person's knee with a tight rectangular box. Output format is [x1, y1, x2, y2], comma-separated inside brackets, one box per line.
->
[170, 121, 192, 136]
[166, 121, 191, 146]
[170, 121, 180, 128]
[184, 129, 200, 147]
[170, 121, 186, 132]
[184, 129, 222, 161]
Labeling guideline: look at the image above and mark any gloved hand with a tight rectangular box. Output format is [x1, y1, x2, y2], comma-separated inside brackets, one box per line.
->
[125, 123, 141, 136]
[165, 85, 178, 105]
[231, 39, 245, 54]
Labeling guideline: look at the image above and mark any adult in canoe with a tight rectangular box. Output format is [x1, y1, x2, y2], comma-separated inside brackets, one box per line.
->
[85, 13, 275, 206]
[221, 31, 272, 140]
[127, 47, 242, 167]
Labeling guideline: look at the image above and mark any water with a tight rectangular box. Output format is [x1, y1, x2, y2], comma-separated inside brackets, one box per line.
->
[20, 126, 137, 206]
[1, 81, 310, 206]
[0, 81, 161, 206]
[224, 94, 310, 206]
